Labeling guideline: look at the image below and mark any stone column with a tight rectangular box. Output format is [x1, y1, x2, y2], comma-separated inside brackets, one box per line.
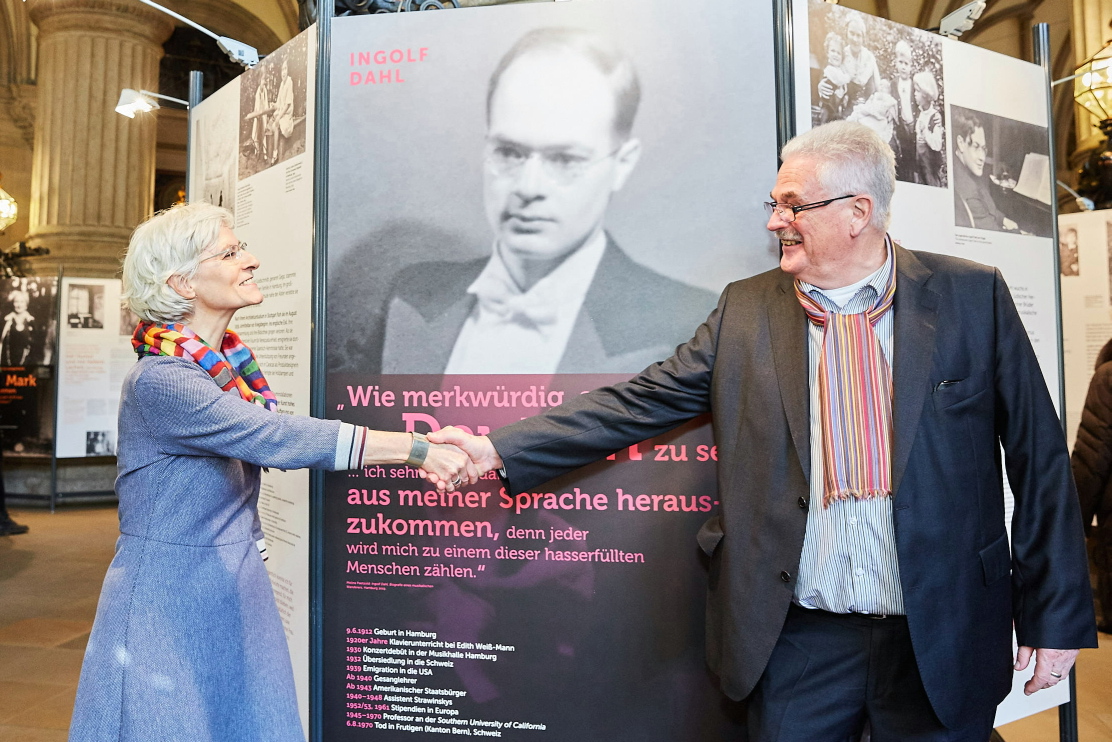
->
[24, 0, 173, 277]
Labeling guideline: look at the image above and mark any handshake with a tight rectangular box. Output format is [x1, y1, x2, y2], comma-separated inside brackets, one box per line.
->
[416, 427, 505, 492]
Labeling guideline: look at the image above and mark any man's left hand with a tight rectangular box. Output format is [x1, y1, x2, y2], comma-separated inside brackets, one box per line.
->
[1014, 646, 1079, 695]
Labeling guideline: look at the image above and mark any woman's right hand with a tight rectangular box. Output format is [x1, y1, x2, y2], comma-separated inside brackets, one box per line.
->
[420, 443, 479, 492]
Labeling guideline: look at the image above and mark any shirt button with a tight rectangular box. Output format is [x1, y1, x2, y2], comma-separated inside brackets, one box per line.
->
[849, 516, 858, 525]
[780, 571, 791, 582]
[798, 497, 808, 510]
[854, 568, 864, 577]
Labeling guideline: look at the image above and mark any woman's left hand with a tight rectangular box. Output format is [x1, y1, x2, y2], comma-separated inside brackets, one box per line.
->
[420, 443, 479, 492]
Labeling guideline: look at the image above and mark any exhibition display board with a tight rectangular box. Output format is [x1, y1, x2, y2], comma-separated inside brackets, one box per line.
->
[790, 0, 1067, 725]
[0, 276, 56, 457]
[55, 278, 132, 458]
[187, 25, 318, 735]
[321, 0, 778, 737]
[182, 1, 1079, 737]
[1058, 209, 1110, 449]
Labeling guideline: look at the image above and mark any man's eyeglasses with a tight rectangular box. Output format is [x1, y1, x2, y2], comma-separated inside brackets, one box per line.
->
[200, 242, 249, 264]
[961, 139, 987, 155]
[763, 194, 857, 223]
[484, 140, 619, 185]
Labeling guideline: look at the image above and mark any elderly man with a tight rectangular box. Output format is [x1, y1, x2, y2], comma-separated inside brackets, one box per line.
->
[429, 121, 1096, 740]
[378, 27, 715, 374]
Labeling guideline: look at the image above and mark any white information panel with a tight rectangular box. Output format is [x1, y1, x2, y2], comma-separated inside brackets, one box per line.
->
[188, 25, 318, 735]
[792, 0, 1067, 726]
[1058, 209, 1111, 450]
[55, 277, 133, 459]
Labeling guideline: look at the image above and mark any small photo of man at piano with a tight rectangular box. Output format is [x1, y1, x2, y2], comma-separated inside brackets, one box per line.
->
[951, 104, 1054, 238]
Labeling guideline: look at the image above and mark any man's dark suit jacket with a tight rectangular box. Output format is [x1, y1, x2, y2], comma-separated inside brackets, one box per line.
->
[378, 236, 717, 374]
[487, 244, 1097, 729]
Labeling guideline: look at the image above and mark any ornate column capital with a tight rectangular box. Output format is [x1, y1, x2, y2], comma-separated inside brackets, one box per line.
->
[26, 0, 174, 47]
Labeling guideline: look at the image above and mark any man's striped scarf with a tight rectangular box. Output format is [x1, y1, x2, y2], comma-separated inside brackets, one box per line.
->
[132, 322, 278, 411]
[794, 255, 896, 507]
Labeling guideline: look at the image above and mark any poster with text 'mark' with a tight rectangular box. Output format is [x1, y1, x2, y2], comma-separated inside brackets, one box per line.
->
[792, 0, 1065, 726]
[323, 0, 779, 738]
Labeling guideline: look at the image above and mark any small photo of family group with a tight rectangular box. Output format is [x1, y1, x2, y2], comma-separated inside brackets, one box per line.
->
[238, 30, 309, 180]
[807, 2, 946, 188]
[950, 104, 1053, 238]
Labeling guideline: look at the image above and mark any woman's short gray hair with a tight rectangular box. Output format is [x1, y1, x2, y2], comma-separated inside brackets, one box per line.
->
[121, 202, 233, 323]
[780, 121, 896, 231]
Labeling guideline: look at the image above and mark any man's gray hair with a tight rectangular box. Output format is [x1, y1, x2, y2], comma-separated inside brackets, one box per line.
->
[121, 202, 233, 323]
[780, 121, 895, 231]
[487, 27, 641, 142]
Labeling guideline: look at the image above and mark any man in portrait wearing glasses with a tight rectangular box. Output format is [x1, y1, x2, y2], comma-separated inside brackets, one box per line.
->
[429, 120, 1096, 739]
[953, 109, 1018, 232]
[377, 27, 716, 374]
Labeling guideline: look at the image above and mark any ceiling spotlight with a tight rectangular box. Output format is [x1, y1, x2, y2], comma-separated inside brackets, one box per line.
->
[115, 89, 188, 118]
[136, 0, 259, 68]
[0, 172, 17, 234]
[940, 1, 987, 39]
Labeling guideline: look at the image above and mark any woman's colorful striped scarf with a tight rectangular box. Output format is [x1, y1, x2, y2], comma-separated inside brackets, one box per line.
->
[132, 322, 278, 411]
[794, 250, 896, 508]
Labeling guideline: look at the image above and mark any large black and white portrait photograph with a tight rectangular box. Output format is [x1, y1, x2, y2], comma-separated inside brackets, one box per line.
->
[239, 30, 309, 179]
[327, 1, 780, 375]
[807, 2, 946, 188]
[950, 104, 1053, 238]
[192, 89, 238, 215]
[0, 277, 56, 368]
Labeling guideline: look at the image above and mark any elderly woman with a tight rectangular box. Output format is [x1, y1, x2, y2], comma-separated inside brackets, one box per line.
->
[69, 203, 473, 741]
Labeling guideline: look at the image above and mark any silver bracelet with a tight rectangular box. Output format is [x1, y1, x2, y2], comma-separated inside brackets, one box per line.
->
[406, 432, 430, 467]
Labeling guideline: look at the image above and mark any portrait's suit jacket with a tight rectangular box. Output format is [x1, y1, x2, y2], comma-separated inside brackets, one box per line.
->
[377, 236, 717, 374]
[487, 244, 1097, 729]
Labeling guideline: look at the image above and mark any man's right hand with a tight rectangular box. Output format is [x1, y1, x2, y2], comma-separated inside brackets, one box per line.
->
[428, 426, 504, 476]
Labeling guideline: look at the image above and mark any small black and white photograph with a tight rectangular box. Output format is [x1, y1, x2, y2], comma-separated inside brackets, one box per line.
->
[192, 89, 239, 215]
[239, 30, 309, 179]
[85, 430, 115, 456]
[67, 284, 105, 329]
[326, 1, 780, 376]
[120, 305, 138, 337]
[1060, 226, 1079, 276]
[807, 1, 946, 188]
[1106, 222, 1112, 304]
[0, 276, 57, 368]
[950, 104, 1053, 238]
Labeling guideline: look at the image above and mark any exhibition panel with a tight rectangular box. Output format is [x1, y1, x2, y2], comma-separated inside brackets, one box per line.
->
[792, 0, 1068, 727]
[187, 25, 319, 736]
[176, 1, 1082, 738]
[321, 0, 778, 738]
[0, 276, 56, 458]
[793, 0, 1061, 399]
[1060, 209, 1112, 448]
[55, 277, 132, 458]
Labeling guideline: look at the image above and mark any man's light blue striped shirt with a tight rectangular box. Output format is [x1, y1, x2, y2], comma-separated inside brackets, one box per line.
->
[794, 247, 905, 616]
